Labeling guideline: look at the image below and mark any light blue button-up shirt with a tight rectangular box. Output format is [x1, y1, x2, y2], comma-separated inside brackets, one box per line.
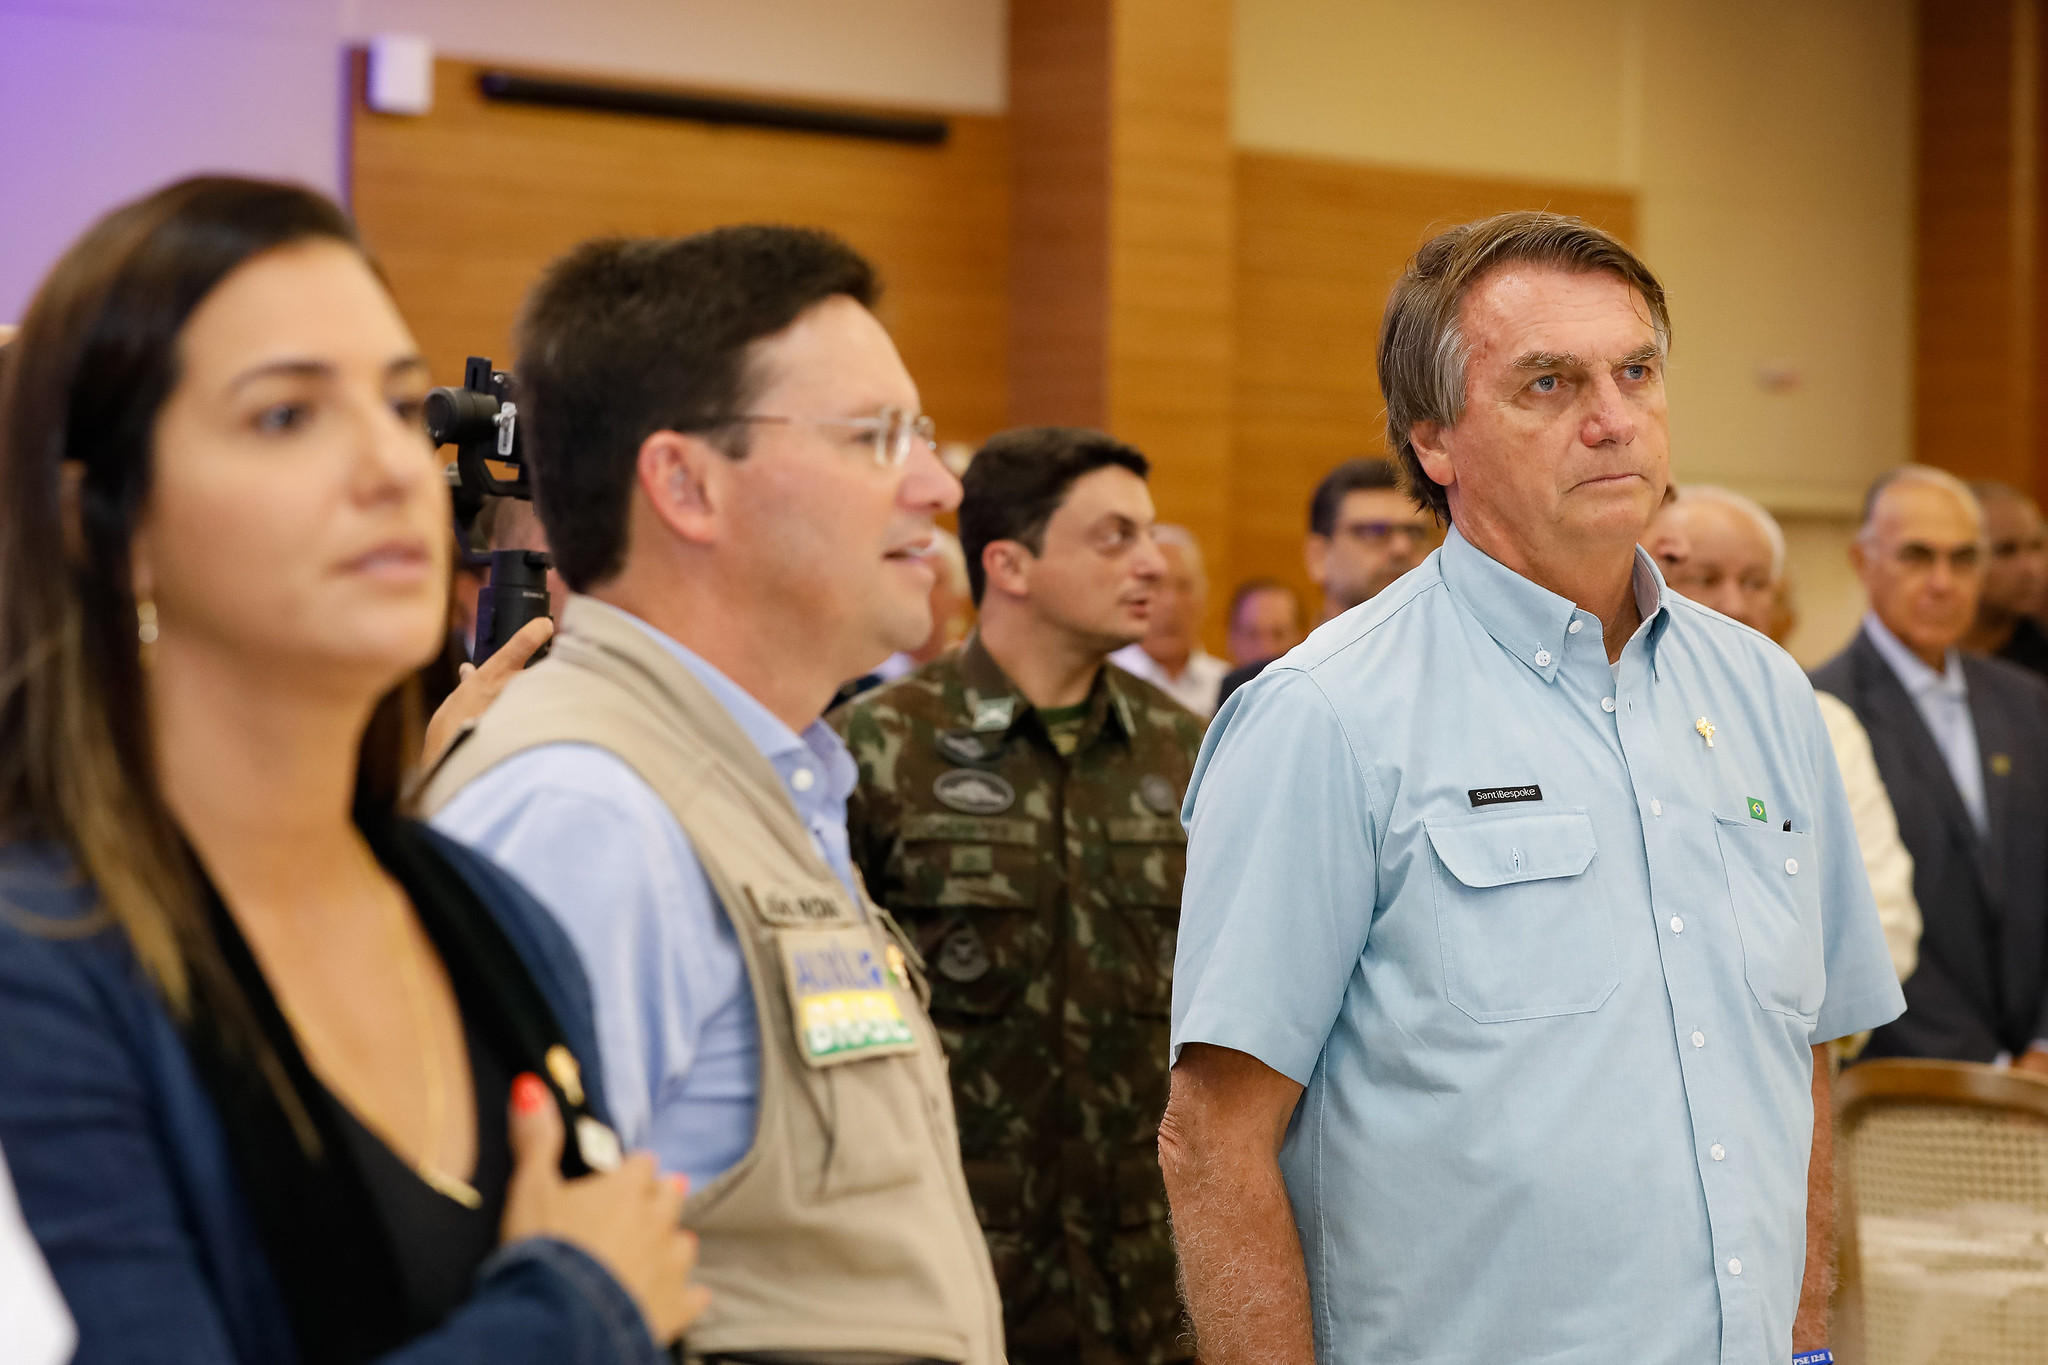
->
[432, 606, 861, 1188]
[1173, 527, 1904, 1365]
[1860, 611, 1989, 836]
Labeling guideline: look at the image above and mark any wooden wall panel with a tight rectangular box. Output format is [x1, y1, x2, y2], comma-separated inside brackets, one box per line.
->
[1231, 151, 1637, 614]
[1107, 0, 1234, 604]
[1915, 0, 2046, 494]
[350, 56, 1010, 448]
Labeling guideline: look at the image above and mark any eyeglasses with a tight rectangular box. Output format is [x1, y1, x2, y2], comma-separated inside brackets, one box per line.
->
[1337, 521, 1433, 548]
[701, 405, 937, 469]
[1890, 542, 1981, 574]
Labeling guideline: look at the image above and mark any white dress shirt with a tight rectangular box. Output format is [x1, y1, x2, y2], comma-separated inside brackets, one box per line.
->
[1814, 690, 1922, 982]
[1862, 613, 1989, 836]
[1109, 643, 1228, 717]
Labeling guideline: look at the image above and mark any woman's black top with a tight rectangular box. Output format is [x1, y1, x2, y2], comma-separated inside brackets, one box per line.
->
[327, 1014, 512, 1328]
[182, 809, 608, 1364]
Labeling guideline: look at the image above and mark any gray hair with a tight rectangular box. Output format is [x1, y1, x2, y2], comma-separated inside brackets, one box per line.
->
[1152, 523, 1207, 584]
[1378, 211, 1672, 524]
[1858, 465, 1984, 544]
[1674, 484, 1786, 581]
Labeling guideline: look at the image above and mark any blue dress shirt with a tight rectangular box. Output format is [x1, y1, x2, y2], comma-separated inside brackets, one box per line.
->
[1860, 611, 1989, 836]
[433, 607, 861, 1189]
[1174, 527, 1904, 1365]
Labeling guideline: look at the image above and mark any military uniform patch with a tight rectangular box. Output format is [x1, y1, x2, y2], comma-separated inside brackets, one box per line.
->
[936, 923, 992, 983]
[934, 768, 1016, 815]
[937, 729, 997, 766]
[1139, 773, 1180, 816]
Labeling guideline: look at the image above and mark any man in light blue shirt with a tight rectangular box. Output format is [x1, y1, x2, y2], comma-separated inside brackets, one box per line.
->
[432, 616, 860, 1187]
[427, 226, 962, 1193]
[1161, 213, 1904, 1365]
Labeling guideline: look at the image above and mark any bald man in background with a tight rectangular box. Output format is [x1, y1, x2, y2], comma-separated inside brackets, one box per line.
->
[1812, 467, 2048, 1066]
[1644, 487, 1920, 982]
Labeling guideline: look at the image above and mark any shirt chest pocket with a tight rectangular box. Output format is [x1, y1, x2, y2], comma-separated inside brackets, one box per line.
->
[1424, 809, 1616, 1022]
[1713, 815, 1823, 1022]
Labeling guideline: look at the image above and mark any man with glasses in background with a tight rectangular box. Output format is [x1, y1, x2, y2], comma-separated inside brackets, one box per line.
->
[834, 427, 1205, 1365]
[423, 226, 1005, 1364]
[1813, 466, 2048, 1069]
[1216, 457, 1436, 705]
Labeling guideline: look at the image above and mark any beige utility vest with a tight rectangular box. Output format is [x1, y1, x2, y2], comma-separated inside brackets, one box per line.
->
[421, 598, 1005, 1364]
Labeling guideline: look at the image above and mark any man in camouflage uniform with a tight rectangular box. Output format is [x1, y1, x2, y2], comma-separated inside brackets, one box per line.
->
[832, 427, 1205, 1365]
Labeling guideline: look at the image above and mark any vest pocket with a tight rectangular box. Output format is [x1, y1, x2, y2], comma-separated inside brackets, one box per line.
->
[1713, 814, 1823, 1021]
[1425, 809, 1615, 1022]
[805, 1052, 926, 1201]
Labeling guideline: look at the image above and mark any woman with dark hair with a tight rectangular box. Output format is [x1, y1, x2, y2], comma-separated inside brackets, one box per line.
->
[0, 177, 706, 1363]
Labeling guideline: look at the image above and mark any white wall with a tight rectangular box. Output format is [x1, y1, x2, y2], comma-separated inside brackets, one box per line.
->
[0, 0, 1006, 322]
[1236, 0, 1913, 664]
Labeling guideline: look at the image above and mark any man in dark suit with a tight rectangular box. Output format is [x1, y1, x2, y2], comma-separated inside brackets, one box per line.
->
[1812, 466, 2048, 1069]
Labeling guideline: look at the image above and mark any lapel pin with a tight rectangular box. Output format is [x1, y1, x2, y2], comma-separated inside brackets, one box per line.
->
[1695, 717, 1716, 749]
[1992, 753, 2013, 777]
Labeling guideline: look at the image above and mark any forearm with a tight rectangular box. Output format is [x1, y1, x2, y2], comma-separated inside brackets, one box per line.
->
[1794, 1044, 1835, 1352]
[1159, 1116, 1315, 1364]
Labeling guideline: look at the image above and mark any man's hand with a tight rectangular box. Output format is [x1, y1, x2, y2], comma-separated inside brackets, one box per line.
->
[2014, 1046, 2048, 1077]
[1159, 1042, 1313, 1365]
[421, 617, 554, 770]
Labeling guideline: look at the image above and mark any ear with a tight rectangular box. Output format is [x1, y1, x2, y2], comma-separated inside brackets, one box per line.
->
[636, 430, 730, 548]
[1303, 533, 1329, 588]
[1847, 536, 1869, 578]
[1408, 423, 1456, 491]
[980, 539, 1034, 602]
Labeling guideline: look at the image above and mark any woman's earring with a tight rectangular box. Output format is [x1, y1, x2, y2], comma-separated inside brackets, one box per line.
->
[136, 598, 159, 648]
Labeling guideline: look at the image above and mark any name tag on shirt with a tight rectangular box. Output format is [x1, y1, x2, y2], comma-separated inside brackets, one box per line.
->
[744, 882, 860, 928]
[778, 927, 918, 1068]
[1468, 784, 1543, 809]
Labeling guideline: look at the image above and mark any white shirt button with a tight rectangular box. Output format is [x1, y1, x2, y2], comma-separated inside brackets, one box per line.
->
[1568, 619, 1584, 635]
[1691, 1030, 1706, 1048]
[1785, 858, 1799, 875]
[1710, 1144, 1726, 1161]
[1651, 799, 1663, 816]
[791, 768, 816, 792]
[1534, 649, 1552, 667]
[1601, 697, 1616, 713]
[1727, 1258, 1742, 1275]
[1669, 916, 1684, 933]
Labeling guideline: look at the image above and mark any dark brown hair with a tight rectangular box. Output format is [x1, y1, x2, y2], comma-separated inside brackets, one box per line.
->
[513, 225, 879, 591]
[1378, 211, 1670, 524]
[0, 175, 417, 1051]
[958, 426, 1150, 605]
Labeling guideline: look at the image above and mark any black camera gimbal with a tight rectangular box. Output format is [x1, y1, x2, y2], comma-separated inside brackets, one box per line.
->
[425, 356, 553, 666]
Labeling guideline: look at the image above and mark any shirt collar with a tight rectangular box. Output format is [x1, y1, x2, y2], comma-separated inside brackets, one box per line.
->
[1437, 523, 1670, 684]
[612, 605, 857, 808]
[957, 631, 1137, 746]
[1862, 610, 1967, 701]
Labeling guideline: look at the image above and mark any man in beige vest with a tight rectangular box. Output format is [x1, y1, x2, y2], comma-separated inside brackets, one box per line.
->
[422, 226, 1005, 1365]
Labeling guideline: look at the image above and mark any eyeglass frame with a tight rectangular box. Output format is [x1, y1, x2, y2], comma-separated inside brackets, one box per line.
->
[695, 405, 937, 469]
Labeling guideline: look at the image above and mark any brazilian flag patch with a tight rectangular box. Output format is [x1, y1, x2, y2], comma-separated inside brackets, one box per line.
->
[1747, 797, 1768, 822]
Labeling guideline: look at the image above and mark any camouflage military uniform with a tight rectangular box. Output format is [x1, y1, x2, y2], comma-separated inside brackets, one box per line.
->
[830, 633, 1204, 1365]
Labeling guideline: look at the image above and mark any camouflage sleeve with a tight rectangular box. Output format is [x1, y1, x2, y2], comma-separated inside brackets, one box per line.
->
[830, 700, 894, 895]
